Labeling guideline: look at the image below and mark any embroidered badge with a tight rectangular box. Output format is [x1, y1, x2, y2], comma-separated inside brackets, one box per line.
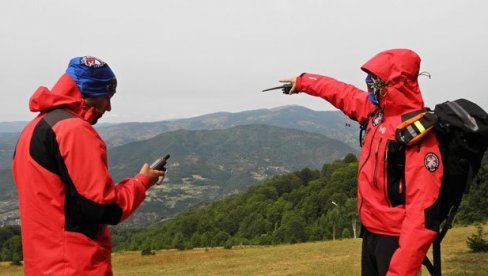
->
[424, 152, 440, 172]
[81, 56, 106, 68]
[372, 112, 383, 126]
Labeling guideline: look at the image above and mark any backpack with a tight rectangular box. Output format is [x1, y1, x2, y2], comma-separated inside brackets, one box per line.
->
[395, 98, 488, 276]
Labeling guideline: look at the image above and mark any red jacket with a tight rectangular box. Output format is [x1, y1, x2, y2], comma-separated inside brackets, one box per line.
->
[296, 49, 443, 275]
[12, 74, 151, 275]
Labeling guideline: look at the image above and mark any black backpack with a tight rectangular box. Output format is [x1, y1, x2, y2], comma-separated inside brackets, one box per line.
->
[396, 99, 488, 276]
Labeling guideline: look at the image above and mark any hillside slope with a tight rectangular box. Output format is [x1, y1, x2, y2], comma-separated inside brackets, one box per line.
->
[108, 124, 357, 225]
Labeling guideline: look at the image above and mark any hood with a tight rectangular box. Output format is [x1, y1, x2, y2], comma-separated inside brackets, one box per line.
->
[29, 73, 99, 124]
[361, 49, 424, 116]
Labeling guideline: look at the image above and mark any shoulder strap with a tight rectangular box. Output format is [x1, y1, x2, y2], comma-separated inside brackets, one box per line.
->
[396, 110, 437, 145]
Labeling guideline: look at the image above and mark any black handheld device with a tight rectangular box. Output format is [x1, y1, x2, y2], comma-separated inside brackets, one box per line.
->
[262, 83, 293, 94]
[150, 154, 170, 171]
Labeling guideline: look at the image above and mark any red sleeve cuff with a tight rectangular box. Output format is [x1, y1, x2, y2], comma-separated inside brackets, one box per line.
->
[295, 73, 305, 91]
[135, 173, 151, 190]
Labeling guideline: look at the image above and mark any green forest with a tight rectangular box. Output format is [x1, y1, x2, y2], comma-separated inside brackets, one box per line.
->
[111, 152, 488, 252]
[2, 153, 488, 262]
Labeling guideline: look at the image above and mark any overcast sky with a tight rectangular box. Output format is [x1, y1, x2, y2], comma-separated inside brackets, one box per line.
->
[1, 0, 487, 123]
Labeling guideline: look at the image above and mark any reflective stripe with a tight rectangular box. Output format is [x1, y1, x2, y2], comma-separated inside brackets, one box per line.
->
[414, 121, 425, 133]
[407, 125, 417, 138]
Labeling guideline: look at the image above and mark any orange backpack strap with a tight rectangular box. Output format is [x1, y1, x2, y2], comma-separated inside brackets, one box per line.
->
[396, 110, 438, 146]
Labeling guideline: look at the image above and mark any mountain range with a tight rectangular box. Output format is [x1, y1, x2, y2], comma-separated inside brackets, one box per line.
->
[95, 105, 359, 149]
[0, 106, 359, 226]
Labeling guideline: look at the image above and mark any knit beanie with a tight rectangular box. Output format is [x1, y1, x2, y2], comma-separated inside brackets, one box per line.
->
[65, 56, 117, 98]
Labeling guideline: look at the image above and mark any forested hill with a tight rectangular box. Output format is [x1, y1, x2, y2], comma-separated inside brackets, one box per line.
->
[112, 154, 360, 251]
[107, 124, 357, 225]
[111, 153, 488, 251]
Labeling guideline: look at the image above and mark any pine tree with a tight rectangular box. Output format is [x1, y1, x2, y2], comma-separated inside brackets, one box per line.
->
[466, 224, 488, 252]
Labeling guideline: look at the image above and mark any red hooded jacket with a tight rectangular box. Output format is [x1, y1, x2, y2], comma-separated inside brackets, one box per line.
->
[12, 74, 151, 275]
[295, 49, 443, 275]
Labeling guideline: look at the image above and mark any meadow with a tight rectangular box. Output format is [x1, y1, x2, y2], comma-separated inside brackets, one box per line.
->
[1, 225, 486, 275]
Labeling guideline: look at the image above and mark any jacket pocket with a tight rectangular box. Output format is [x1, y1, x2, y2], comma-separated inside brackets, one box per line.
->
[385, 140, 406, 207]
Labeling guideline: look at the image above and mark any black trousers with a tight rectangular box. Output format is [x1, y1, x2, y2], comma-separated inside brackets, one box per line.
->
[361, 227, 400, 276]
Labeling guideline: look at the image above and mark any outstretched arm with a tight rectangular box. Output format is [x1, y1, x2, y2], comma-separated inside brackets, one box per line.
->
[280, 73, 375, 124]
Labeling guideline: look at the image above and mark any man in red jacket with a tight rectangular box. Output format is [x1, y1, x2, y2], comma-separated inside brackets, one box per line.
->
[12, 56, 165, 275]
[279, 49, 443, 275]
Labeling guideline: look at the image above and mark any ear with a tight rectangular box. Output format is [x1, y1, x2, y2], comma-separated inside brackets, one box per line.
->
[83, 97, 93, 107]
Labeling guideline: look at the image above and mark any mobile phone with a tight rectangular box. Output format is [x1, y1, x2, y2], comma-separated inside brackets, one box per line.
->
[150, 154, 170, 171]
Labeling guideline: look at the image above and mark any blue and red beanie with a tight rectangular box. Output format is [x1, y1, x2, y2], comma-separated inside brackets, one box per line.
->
[66, 56, 117, 98]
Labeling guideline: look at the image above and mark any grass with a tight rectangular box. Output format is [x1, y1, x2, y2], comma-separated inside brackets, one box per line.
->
[1, 225, 487, 275]
[113, 238, 362, 276]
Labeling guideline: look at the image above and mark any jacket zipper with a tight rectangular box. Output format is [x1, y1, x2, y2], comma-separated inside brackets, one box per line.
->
[357, 119, 380, 218]
[358, 126, 379, 175]
[383, 141, 392, 207]
[372, 137, 382, 189]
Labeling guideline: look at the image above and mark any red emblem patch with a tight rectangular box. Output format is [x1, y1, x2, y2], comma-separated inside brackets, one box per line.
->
[424, 152, 440, 172]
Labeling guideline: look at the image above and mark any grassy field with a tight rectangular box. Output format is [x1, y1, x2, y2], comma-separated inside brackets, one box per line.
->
[1, 225, 487, 275]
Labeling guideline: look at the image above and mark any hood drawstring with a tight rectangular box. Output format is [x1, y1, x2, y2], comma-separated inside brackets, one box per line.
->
[418, 71, 432, 79]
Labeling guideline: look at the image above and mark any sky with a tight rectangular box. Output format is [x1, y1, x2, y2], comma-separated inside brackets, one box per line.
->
[1, 0, 487, 123]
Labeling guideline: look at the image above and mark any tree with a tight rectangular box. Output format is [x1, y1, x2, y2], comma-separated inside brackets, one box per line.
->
[457, 155, 488, 224]
[200, 232, 212, 248]
[238, 213, 268, 239]
[0, 235, 22, 264]
[259, 185, 279, 201]
[177, 212, 199, 238]
[213, 231, 231, 246]
[466, 224, 488, 252]
[344, 198, 359, 238]
[172, 232, 186, 250]
[265, 198, 290, 226]
[300, 194, 321, 222]
[218, 209, 241, 236]
[224, 239, 233, 249]
[0, 226, 20, 245]
[343, 153, 358, 163]
[279, 211, 308, 243]
[190, 232, 202, 248]
[272, 174, 302, 196]
[255, 233, 273, 245]
[305, 222, 324, 241]
[327, 208, 340, 240]
[295, 168, 320, 185]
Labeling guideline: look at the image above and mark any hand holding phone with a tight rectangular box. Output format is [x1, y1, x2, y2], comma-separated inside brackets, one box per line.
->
[150, 154, 170, 185]
[150, 154, 170, 171]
